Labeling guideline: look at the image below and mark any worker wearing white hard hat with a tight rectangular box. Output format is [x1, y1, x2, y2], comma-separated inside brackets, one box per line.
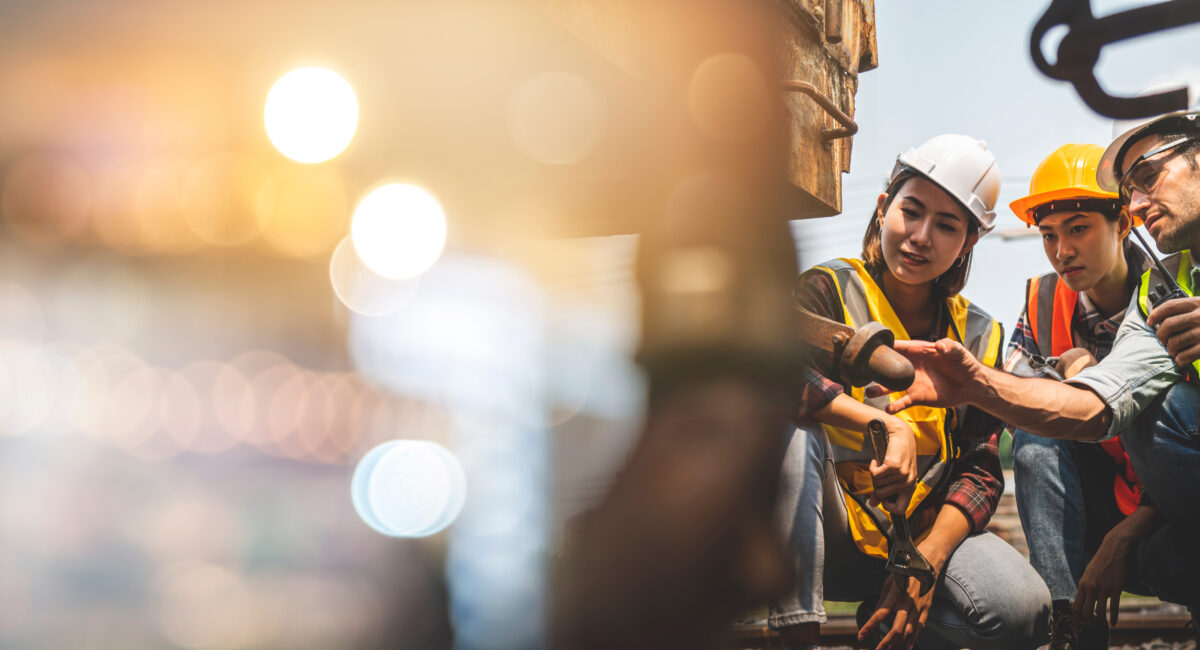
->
[873, 91, 1200, 644]
[772, 134, 1050, 650]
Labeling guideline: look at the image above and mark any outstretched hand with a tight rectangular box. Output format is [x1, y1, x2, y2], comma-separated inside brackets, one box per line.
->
[865, 339, 984, 413]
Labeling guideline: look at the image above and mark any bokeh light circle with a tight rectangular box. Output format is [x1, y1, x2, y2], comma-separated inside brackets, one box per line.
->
[329, 236, 421, 316]
[264, 67, 359, 164]
[351, 440, 467, 538]
[350, 183, 447, 280]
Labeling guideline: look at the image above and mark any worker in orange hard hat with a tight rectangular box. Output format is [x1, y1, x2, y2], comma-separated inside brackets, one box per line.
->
[1006, 143, 1164, 650]
[1008, 143, 1145, 313]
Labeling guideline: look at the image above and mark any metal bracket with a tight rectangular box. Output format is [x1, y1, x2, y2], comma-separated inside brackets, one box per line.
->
[783, 81, 858, 141]
[824, 0, 844, 44]
[1030, 0, 1200, 119]
[796, 310, 913, 390]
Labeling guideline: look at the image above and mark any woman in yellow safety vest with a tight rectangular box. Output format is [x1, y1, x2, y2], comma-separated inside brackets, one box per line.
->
[771, 134, 1049, 650]
[1006, 143, 1165, 650]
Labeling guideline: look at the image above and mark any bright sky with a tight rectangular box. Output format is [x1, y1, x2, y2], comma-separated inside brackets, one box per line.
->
[793, 0, 1200, 336]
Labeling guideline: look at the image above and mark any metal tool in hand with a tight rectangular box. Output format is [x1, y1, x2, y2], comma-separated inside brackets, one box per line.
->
[868, 418, 936, 596]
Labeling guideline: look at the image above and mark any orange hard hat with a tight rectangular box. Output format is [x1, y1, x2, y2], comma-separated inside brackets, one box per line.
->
[1009, 143, 1137, 226]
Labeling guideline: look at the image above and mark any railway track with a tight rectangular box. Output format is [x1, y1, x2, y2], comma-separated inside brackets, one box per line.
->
[731, 610, 1196, 649]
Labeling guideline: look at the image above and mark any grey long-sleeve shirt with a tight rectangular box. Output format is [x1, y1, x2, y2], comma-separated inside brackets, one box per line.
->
[1068, 286, 1187, 440]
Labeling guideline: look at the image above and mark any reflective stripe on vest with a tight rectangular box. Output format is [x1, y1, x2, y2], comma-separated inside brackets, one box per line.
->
[812, 258, 1003, 559]
[1025, 273, 1078, 358]
[1026, 271, 1144, 516]
[1137, 250, 1192, 318]
[1136, 249, 1200, 383]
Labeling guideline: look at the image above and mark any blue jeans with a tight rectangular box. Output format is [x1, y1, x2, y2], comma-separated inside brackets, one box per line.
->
[1012, 431, 1133, 601]
[1015, 381, 1200, 633]
[1120, 381, 1200, 622]
[770, 423, 1051, 649]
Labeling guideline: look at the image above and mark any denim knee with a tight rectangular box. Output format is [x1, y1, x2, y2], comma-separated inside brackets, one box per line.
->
[1157, 381, 1200, 438]
[1124, 381, 1200, 457]
[1012, 429, 1065, 476]
[1122, 381, 1200, 532]
[930, 533, 1052, 650]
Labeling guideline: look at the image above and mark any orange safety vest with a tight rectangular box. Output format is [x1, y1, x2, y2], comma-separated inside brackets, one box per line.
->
[1024, 273, 1144, 515]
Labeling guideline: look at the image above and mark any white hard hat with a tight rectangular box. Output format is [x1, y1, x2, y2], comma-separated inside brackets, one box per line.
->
[1098, 84, 1200, 192]
[890, 134, 1001, 235]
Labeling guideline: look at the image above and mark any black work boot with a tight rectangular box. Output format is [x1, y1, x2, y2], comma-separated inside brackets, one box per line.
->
[1048, 600, 1110, 650]
[1079, 614, 1109, 649]
[1047, 600, 1078, 650]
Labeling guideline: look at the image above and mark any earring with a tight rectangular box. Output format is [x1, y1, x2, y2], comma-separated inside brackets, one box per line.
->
[953, 256, 965, 268]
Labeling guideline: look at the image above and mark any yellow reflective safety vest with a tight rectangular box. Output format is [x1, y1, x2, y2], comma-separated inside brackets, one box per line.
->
[1136, 249, 1200, 380]
[810, 258, 1004, 559]
[1137, 249, 1194, 317]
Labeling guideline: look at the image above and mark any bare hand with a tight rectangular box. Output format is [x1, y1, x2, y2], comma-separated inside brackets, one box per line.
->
[859, 570, 936, 650]
[868, 415, 917, 516]
[1147, 297, 1200, 367]
[865, 339, 984, 413]
[1074, 531, 1131, 631]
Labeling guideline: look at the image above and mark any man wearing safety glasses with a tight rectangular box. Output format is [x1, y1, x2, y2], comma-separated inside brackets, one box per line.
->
[870, 100, 1200, 643]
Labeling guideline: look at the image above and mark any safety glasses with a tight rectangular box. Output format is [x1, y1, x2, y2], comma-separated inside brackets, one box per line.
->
[1118, 136, 1194, 204]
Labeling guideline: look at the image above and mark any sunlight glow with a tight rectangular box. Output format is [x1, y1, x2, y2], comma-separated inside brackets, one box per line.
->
[264, 67, 359, 164]
[507, 72, 606, 165]
[350, 183, 447, 280]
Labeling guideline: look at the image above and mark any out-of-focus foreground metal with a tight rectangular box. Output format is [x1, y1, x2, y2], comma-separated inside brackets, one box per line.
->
[550, 2, 878, 648]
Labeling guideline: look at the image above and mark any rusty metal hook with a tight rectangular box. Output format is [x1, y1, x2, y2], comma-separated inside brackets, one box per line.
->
[1030, 0, 1200, 119]
[782, 80, 858, 141]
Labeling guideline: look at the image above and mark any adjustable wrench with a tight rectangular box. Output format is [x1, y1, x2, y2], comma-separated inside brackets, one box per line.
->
[868, 418, 936, 596]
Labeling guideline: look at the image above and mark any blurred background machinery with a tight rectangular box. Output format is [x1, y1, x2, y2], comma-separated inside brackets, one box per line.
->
[0, 1, 878, 648]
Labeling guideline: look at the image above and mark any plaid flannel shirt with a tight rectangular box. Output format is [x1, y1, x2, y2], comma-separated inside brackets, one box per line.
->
[794, 265, 1005, 532]
[795, 365, 844, 420]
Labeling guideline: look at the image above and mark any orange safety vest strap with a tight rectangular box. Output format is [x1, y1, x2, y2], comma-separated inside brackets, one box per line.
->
[1051, 279, 1079, 356]
[1027, 273, 1071, 358]
[1026, 277, 1040, 346]
[1099, 437, 1143, 516]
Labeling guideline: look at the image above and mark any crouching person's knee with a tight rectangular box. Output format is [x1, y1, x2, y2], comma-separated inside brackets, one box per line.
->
[939, 580, 1050, 650]
[925, 534, 1051, 650]
[1011, 429, 1065, 477]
